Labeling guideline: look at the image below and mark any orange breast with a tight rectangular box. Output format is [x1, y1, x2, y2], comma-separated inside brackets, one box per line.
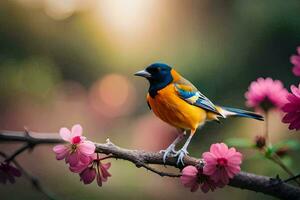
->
[147, 84, 207, 131]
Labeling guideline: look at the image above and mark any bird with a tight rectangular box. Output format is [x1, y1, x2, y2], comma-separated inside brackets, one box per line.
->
[134, 63, 263, 166]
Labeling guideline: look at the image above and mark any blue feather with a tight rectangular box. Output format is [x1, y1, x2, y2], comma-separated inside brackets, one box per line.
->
[175, 87, 195, 98]
[175, 84, 219, 114]
[221, 107, 264, 121]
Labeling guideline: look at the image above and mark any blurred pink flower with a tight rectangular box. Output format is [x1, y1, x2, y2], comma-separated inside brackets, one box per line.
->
[245, 78, 288, 111]
[180, 165, 222, 193]
[282, 84, 300, 131]
[53, 124, 95, 167]
[290, 47, 300, 76]
[0, 162, 21, 184]
[79, 154, 112, 186]
[203, 143, 242, 185]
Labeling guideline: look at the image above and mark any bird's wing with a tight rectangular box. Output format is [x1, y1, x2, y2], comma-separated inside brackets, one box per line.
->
[174, 78, 221, 115]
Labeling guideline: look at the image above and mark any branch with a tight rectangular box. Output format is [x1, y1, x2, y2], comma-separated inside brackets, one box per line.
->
[285, 174, 300, 184]
[136, 162, 181, 178]
[1, 131, 300, 200]
[0, 152, 60, 200]
[5, 144, 31, 162]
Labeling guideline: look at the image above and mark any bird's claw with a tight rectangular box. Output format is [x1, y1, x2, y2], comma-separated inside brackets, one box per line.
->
[159, 145, 177, 164]
[175, 149, 189, 166]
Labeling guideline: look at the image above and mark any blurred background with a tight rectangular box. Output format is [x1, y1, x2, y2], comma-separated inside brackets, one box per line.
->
[0, 0, 300, 199]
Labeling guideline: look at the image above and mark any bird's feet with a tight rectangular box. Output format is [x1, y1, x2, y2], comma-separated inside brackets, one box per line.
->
[175, 148, 189, 166]
[159, 144, 177, 163]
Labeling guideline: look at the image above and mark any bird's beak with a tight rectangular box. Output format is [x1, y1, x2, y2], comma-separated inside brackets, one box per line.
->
[134, 70, 151, 78]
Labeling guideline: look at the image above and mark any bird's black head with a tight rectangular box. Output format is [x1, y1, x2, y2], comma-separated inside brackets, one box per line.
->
[134, 63, 173, 97]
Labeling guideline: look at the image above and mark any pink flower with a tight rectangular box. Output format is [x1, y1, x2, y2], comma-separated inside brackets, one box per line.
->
[53, 124, 95, 167]
[245, 78, 288, 111]
[180, 166, 199, 192]
[80, 167, 97, 184]
[79, 154, 112, 187]
[0, 162, 21, 184]
[69, 157, 93, 173]
[282, 84, 300, 131]
[203, 143, 242, 185]
[290, 46, 300, 76]
[180, 165, 223, 193]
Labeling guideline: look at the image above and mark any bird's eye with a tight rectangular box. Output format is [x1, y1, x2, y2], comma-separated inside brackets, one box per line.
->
[148, 67, 160, 73]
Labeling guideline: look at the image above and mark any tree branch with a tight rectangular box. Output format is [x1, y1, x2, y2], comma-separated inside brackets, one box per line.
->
[1, 130, 300, 200]
[5, 144, 31, 162]
[136, 162, 181, 178]
[0, 152, 60, 200]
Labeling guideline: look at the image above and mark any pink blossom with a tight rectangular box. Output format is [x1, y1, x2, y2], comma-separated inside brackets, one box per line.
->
[180, 165, 223, 193]
[290, 47, 300, 76]
[282, 84, 300, 131]
[80, 167, 97, 184]
[0, 162, 21, 184]
[53, 124, 95, 167]
[180, 166, 199, 192]
[79, 154, 112, 186]
[69, 157, 93, 173]
[245, 77, 288, 111]
[203, 143, 242, 185]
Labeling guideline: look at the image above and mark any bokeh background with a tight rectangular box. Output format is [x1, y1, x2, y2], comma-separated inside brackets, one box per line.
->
[1, 0, 300, 199]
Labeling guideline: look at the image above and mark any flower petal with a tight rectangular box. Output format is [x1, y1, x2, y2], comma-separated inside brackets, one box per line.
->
[8, 166, 21, 177]
[291, 85, 300, 98]
[78, 141, 95, 155]
[293, 66, 300, 77]
[245, 77, 288, 109]
[203, 164, 216, 175]
[69, 162, 89, 173]
[202, 152, 217, 164]
[67, 151, 79, 167]
[79, 153, 92, 165]
[53, 145, 69, 160]
[100, 163, 111, 181]
[80, 168, 96, 184]
[190, 183, 199, 192]
[59, 128, 71, 142]
[180, 166, 198, 188]
[53, 145, 68, 154]
[71, 124, 83, 137]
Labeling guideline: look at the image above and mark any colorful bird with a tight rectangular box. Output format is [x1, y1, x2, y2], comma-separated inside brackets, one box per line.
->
[135, 63, 263, 165]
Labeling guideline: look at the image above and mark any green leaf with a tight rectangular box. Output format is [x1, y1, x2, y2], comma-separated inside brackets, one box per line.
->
[225, 138, 253, 148]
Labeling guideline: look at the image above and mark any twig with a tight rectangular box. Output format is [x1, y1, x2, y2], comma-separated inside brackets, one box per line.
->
[262, 112, 300, 186]
[271, 153, 300, 185]
[264, 111, 269, 145]
[0, 152, 59, 200]
[99, 155, 116, 161]
[13, 160, 60, 200]
[285, 174, 300, 184]
[5, 144, 31, 162]
[1, 130, 300, 200]
[137, 162, 181, 178]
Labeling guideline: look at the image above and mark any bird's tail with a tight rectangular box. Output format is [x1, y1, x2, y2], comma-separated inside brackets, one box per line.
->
[217, 106, 264, 121]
